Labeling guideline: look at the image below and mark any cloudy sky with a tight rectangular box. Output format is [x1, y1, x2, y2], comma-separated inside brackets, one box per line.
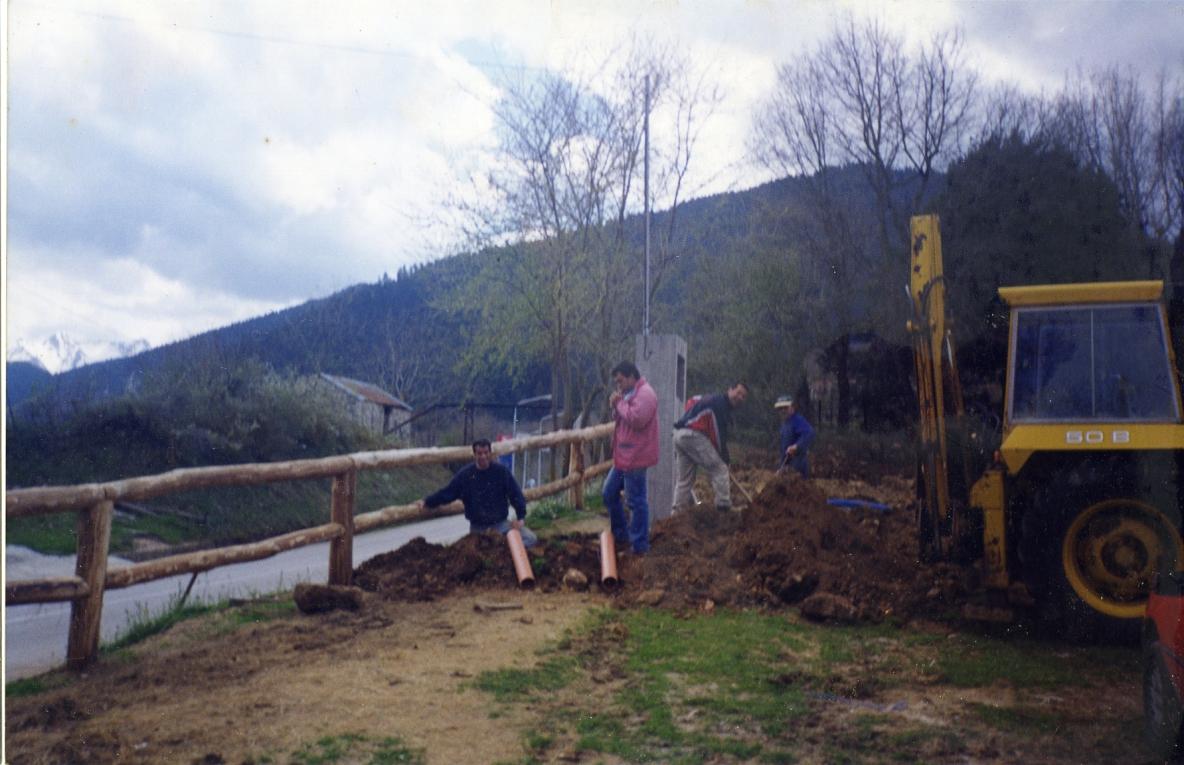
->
[4, 0, 1183, 356]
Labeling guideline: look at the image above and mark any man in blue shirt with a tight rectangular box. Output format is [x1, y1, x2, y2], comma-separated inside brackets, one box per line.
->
[775, 395, 815, 479]
[419, 439, 538, 547]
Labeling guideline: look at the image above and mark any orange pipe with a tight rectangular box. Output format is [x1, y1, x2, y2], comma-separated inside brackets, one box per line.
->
[506, 528, 535, 589]
[599, 530, 620, 591]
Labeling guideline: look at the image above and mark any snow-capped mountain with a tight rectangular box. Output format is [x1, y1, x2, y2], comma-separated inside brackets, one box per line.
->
[7, 332, 150, 374]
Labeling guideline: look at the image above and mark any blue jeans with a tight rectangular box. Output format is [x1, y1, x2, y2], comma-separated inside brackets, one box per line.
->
[470, 519, 539, 548]
[603, 467, 650, 553]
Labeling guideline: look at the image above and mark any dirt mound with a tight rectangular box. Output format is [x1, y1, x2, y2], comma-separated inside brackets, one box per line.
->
[612, 473, 964, 619]
[354, 472, 966, 624]
[355, 530, 604, 599]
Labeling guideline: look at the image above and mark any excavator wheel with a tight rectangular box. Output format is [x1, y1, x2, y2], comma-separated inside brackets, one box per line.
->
[1047, 496, 1182, 642]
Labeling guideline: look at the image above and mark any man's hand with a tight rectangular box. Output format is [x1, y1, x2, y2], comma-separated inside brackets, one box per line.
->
[415, 499, 427, 512]
[609, 391, 623, 408]
[510, 518, 523, 531]
[786, 445, 798, 456]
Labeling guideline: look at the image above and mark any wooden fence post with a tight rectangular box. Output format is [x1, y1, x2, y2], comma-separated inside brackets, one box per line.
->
[569, 442, 586, 509]
[329, 470, 357, 586]
[67, 500, 113, 671]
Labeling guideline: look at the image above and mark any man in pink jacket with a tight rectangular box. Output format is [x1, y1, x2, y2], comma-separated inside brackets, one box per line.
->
[603, 361, 660, 553]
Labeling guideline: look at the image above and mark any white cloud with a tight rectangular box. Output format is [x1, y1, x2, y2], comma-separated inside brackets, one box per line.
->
[5, 247, 297, 348]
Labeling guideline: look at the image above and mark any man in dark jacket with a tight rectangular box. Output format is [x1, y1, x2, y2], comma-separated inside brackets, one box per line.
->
[671, 382, 748, 513]
[419, 439, 538, 546]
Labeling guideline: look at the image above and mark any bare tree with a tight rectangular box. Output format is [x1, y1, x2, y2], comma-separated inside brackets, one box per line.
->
[453, 42, 717, 457]
[1036, 67, 1184, 275]
[1150, 70, 1184, 245]
[897, 30, 977, 213]
[750, 56, 863, 425]
[820, 17, 908, 257]
[750, 16, 977, 425]
[975, 82, 1053, 144]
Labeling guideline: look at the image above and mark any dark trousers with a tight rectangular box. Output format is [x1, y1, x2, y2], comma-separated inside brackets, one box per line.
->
[603, 467, 650, 553]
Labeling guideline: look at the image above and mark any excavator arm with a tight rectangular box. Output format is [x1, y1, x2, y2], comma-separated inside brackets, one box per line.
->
[907, 215, 987, 565]
[908, 216, 955, 559]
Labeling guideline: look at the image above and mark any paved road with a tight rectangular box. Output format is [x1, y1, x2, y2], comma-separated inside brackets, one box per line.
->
[4, 514, 470, 682]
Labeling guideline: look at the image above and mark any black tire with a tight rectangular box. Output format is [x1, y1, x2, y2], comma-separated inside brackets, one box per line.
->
[1145, 635, 1184, 762]
[1024, 484, 1179, 643]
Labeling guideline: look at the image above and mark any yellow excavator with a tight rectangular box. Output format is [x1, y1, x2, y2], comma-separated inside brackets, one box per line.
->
[908, 214, 1184, 638]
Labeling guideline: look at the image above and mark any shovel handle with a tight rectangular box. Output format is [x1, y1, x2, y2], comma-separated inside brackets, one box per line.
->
[729, 471, 754, 504]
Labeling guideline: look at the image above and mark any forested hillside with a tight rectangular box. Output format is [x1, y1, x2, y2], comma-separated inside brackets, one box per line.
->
[8, 169, 876, 416]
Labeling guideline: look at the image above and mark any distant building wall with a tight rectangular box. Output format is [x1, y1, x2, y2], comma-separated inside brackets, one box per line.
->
[312, 374, 412, 440]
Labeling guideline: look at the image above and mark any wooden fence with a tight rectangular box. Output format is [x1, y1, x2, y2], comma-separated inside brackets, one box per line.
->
[5, 423, 614, 671]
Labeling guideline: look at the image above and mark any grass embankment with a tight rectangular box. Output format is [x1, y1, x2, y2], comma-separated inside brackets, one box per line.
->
[6, 596, 298, 700]
[473, 608, 1142, 765]
[6, 464, 452, 556]
[6, 592, 427, 764]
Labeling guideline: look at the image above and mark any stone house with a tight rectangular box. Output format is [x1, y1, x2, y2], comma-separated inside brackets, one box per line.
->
[315, 373, 413, 439]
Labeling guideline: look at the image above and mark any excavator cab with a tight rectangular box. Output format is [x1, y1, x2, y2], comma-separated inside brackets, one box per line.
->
[1007, 287, 1180, 425]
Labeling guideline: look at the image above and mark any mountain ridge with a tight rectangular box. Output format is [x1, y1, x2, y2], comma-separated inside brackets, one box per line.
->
[7, 332, 150, 374]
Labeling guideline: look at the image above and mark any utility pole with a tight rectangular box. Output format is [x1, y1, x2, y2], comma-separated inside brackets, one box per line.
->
[635, 73, 686, 520]
[643, 73, 651, 339]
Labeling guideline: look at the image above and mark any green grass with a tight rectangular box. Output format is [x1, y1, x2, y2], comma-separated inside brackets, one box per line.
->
[5, 674, 73, 699]
[99, 592, 296, 659]
[290, 733, 424, 765]
[222, 597, 297, 626]
[525, 500, 584, 531]
[473, 656, 578, 702]
[477, 608, 818, 764]
[526, 480, 606, 532]
[471, 607, 1144, 765]
[103, 598, 221, 653]
[967, 702, 1064, 734]
[8, 509, 201, 557]
[935, 634, 1137, 688]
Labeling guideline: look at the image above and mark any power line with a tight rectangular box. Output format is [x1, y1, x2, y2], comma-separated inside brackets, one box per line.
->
[19, 2, 552, 73]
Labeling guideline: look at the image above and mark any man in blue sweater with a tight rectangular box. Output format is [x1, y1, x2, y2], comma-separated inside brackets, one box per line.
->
[775, 395, 815, 479]
[419, 439, 538, 547]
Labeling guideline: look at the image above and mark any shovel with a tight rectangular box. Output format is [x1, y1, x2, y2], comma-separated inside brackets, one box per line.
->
[729, 470, 754, 506]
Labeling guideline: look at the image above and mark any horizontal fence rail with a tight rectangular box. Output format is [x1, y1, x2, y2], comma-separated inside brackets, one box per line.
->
[6, 422, 614, 671]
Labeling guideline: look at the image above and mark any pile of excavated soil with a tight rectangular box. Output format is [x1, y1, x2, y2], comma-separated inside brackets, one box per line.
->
[354, 531, 603, 599]
[614, 473, 964, 619]
[354, 472, 967, 624]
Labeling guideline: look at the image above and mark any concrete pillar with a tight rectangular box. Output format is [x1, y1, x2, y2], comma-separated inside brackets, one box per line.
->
[635, 334, 687, 521]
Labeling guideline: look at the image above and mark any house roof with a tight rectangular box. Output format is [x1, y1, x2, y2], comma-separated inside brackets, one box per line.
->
[319, 374, 412, 410]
